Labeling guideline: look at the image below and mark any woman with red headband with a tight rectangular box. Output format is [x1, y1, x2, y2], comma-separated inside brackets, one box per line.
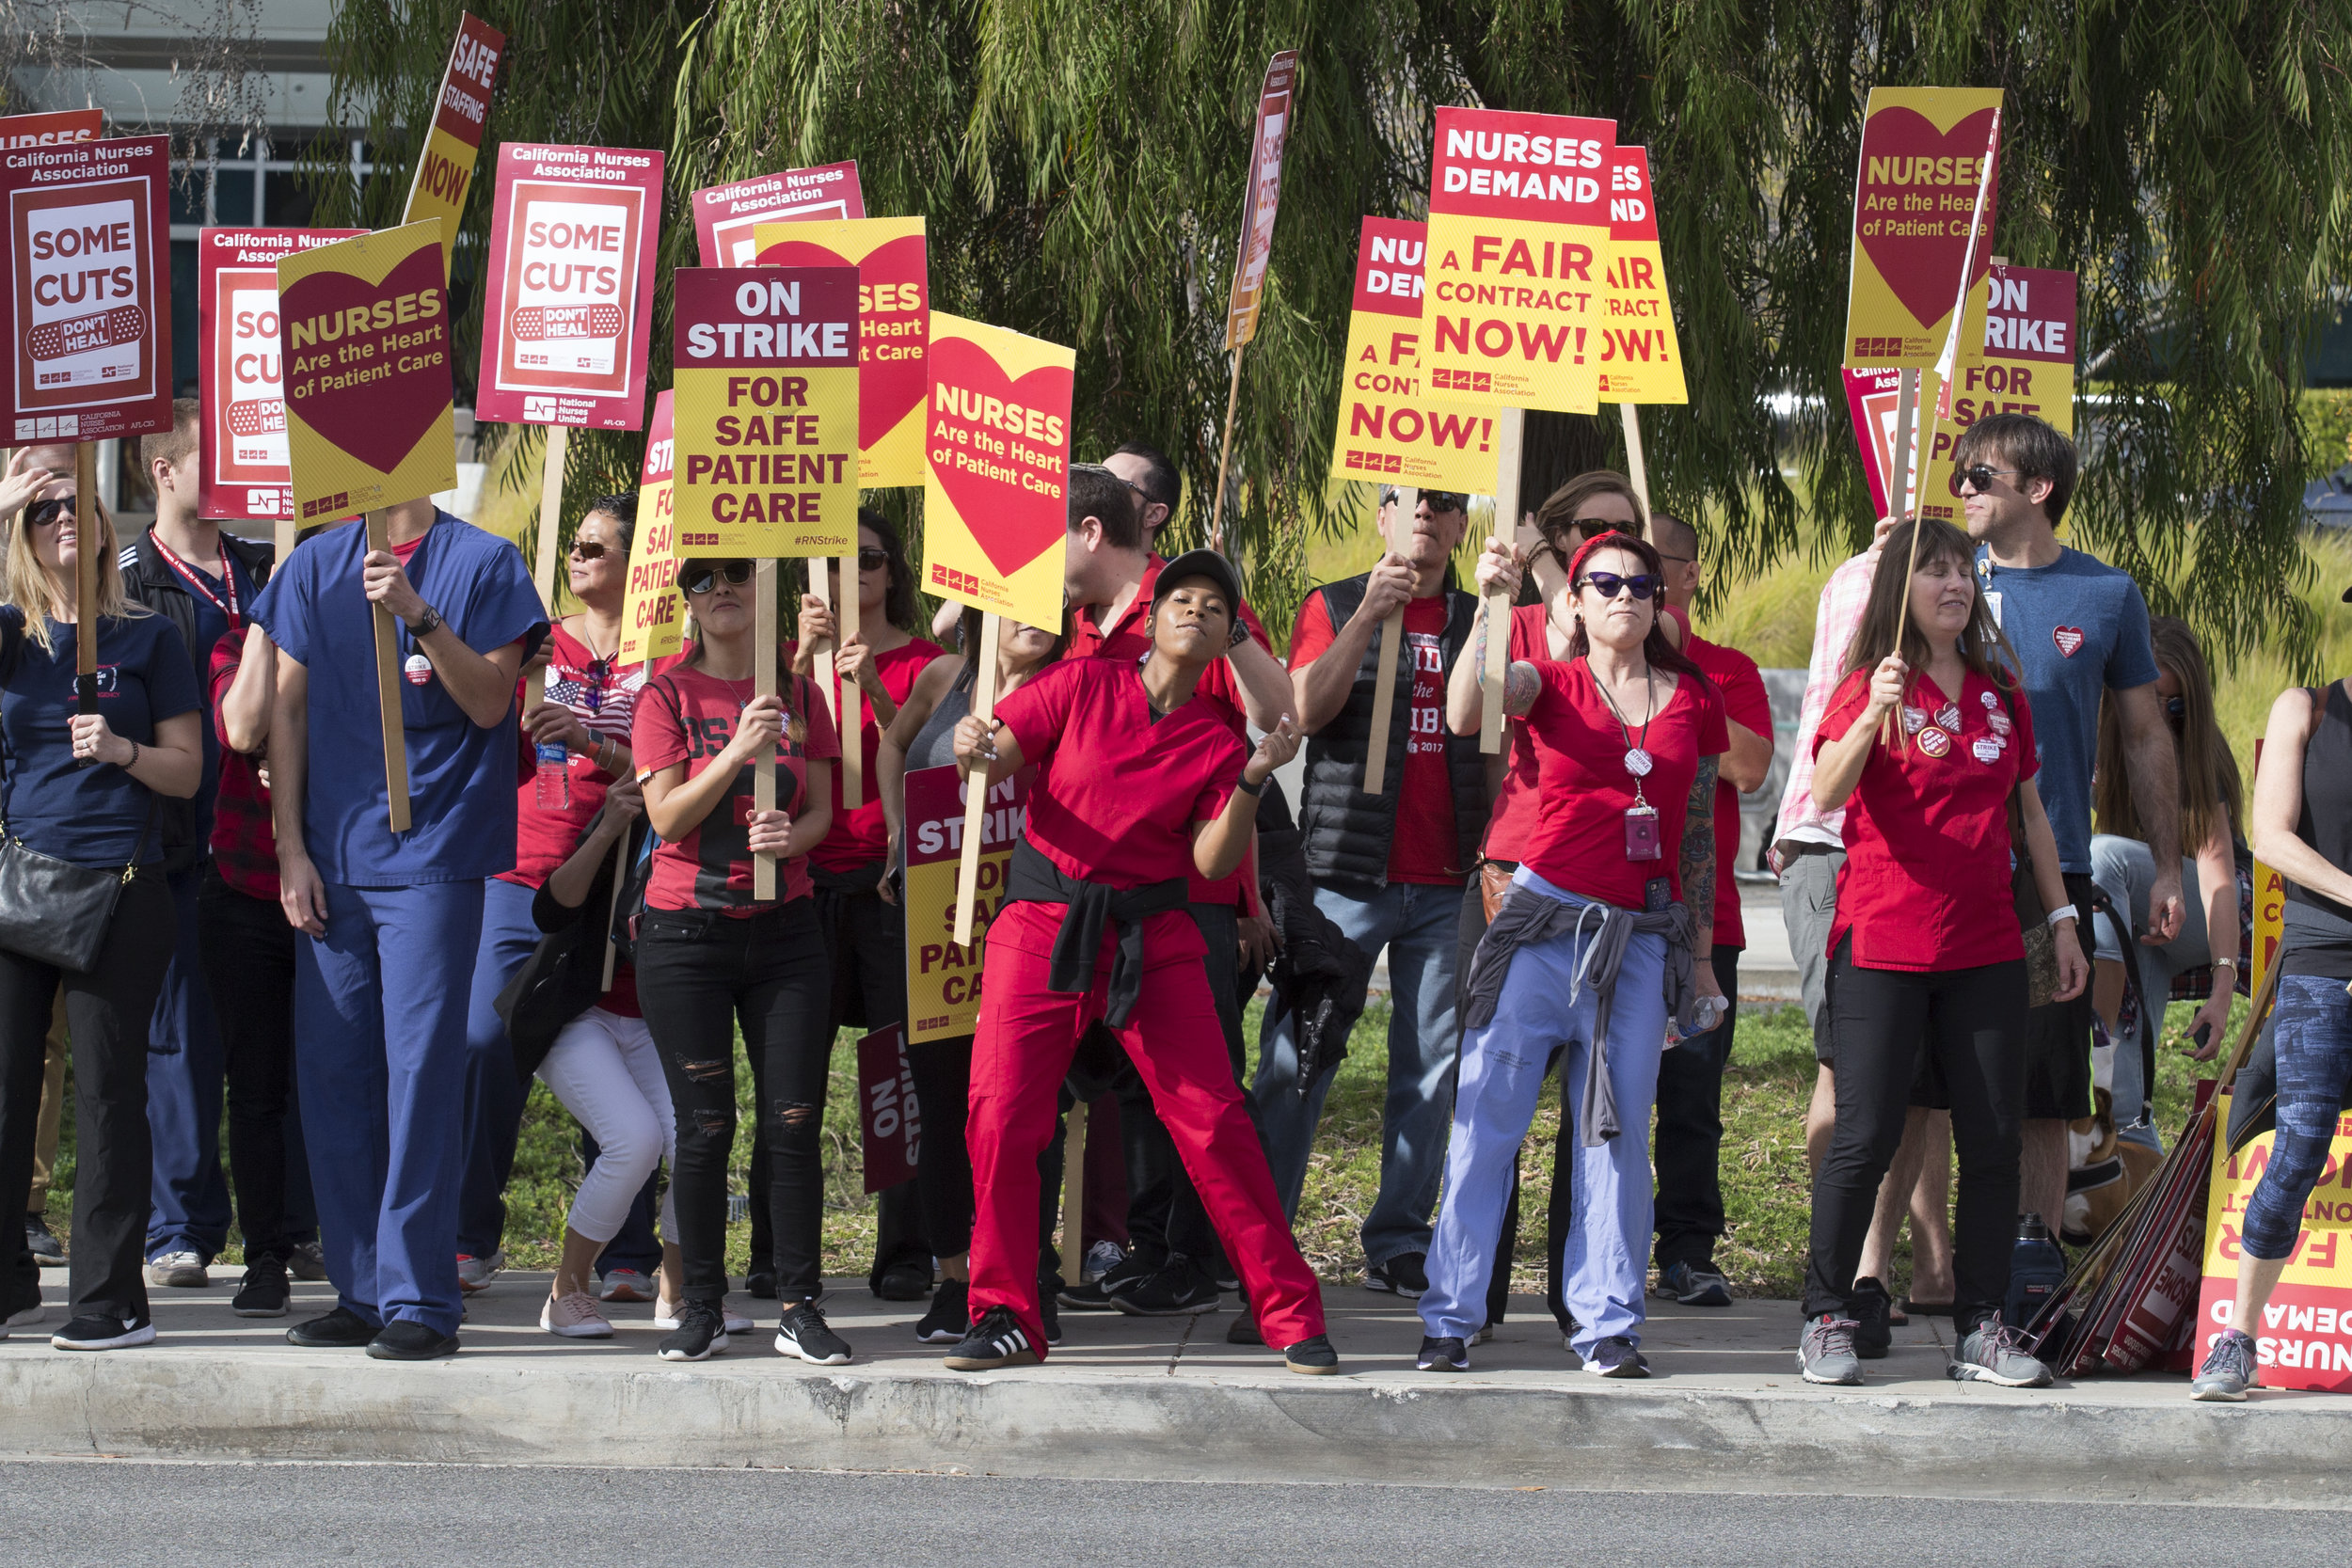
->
[1416, 532, 1726, 1379]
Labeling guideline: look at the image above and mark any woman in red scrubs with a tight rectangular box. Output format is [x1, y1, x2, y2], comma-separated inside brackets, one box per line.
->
[1798, 515, 2086, 1389]
[943, 550, 1334, 1374]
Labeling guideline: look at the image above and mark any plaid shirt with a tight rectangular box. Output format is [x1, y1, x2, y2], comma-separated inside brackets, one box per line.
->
[207, 629, 278, 902]
[1772, 541, 1883, 856]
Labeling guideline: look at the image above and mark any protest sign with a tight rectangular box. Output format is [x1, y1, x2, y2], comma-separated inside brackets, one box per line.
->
[902, 761, 1026, 1041]
[1327, 216, 1498, 493]
[402, 12, 504, 278]
[1, 134, 172, 442]
[475, 142, 663, 431]
[1915, 263, 2075, 523]
[754, 217, 928, 487]
[855, 1023, 921, 1193]
[1842, 87, 2003, 368]
[2196, 1099, 2352, 1393]
[617, 390, 681, 664]
[1598, 147, 1685, 405]
[0, 109, 101, 149]
[1223, 50, 1299, 352]
[920, 312, 1073, 626]
[691, 161, 863, 267]
[1421, 106, 1615, 414]
[198, 227, 366, 538]
[1840, 365, 1906, 518]
[670, 266, 859, 557]
[277, 222, 457, 520]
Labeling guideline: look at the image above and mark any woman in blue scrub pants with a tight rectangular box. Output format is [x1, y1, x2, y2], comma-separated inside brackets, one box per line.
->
[255, 499, 546, 1361]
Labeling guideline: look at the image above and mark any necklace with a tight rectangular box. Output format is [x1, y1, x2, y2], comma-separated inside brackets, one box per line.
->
[1588, 657, 1661, 779]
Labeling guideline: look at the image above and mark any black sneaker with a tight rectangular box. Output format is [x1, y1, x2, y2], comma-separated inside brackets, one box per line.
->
[1041, 1291, 1063, 1345]
[1057, 1249, 1156, 1311]
[775, 1301, 851, 1365]
[745, 1268, 778, 1300]
[1114, 1258, 1220, 1317]
[287, 1307, 379, 1348]
[1417, 1334, 1469, 1371]
[874, 1259, 931, 1301]
[658, 1301, 729, 1361]
[1, 1275, 40, 1335]
[944, 1305, 1040, 1370]
[1850, 1275, 1894, 1360]
[231, 1257, 291, 1319]
[1581, 1336, 1649, 1377]
[366, 1320, 458, 1360]
[51, 1312, 153, 1351]
[1365, 1253, 1429, 1297]
[1283, 1333, 1341, 1375]
[288, 1240, 326, 1282]
[1227, 1307, 1263, 1345]
[916, 1278, 970, 1343]
[1658, 1259, 1733, 1307]
[24, 1212, 64, 1267]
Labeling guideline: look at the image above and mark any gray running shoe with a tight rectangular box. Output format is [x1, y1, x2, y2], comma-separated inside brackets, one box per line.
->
[1799, 1313, 1865, 1386]
[1949, 1316, 2053, 1387]
[1659, 1259, 1732, 1307]
[2190, 1328, 2258, 1402]
[144, 1250, 208, 1289]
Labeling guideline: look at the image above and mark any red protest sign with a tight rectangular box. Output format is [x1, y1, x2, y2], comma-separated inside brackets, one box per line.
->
[1223, 51, 1299, 351]
[1, 135, 172, 442]
[475, 142, 663, 431]
[691, 161, 863, 267]
[0, 110, 102, 150]
[198, 227, 367, 523]
[404, 11, 504, 278]
[754, 217, 928, 486]
[855, 1023, 920, 1193]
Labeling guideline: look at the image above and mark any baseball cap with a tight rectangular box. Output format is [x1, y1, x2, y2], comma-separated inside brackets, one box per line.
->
[1151, 548, 1245, 614]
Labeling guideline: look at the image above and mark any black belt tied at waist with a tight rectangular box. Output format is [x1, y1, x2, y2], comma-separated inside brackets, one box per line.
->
[1006, 838, 1187, 1027]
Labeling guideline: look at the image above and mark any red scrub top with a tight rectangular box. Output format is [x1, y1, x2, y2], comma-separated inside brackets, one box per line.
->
[1684, 632, 1773, 948]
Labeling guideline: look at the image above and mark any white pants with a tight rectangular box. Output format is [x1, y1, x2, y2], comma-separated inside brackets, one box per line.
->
[536, 1007, 678, 1246]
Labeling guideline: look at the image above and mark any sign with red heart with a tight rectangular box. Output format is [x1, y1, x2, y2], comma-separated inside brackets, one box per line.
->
[277, 221, 456, 519]
[198, 225, 366, 525]
[755, 218, 928, 487]
[1842, 87, 2003, 369]
[922, 313, 1073, 626]
[2052, 625, 2086, 658]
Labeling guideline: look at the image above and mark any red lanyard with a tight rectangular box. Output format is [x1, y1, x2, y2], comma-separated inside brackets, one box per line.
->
[150, 532, 240, 631]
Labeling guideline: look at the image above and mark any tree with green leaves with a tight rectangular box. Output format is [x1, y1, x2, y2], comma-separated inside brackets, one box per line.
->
[306, 0, 2352, 665]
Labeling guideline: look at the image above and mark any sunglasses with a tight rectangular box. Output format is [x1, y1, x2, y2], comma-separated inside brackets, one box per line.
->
[569, 540, 612, 562]
[1578, 571, 1661, 602]
[26, 498, 72, 527]
[856, 546, 889, 571]
[1959, 465, 2021, 494]
[680, 560, 755, 596]
[2165, 692, 2186, 725]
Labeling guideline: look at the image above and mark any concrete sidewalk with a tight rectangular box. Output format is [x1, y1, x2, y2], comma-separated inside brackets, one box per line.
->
[2, 1266, 2342, 1503]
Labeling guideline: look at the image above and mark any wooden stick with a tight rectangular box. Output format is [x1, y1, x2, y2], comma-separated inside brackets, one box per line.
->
[838, 554, 862, 810]
[365, 509, 412, 832]
[1361, 485, 1414, 797]
[952, 611, 1003, 949]
[1886, 366, 1926, 648]
[1481, 410, 1526, 755]
[599, 831, 629, 991]
[1059, 1098, 1089, 1296]
[526, 424, 568, 710]
[72, 445, 96, 715]
[809, 554, 837, 723]
[753, 560, 778, 900]
[1618, 403, 1650, 519]
[1207, 344, 1245, 554]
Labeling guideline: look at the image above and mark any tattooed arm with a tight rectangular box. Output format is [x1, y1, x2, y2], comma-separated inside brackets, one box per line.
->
[1500, 658, 1542, 718]
[1679, 753, 1720, 965]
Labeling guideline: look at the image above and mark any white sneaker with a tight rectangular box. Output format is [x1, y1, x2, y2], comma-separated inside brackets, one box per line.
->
[144, 1250, 208, 1289]
[656, 1297, 753, 1336]
[540, 1291, 614, 1339]
[598, 1268, 655, 1303]
[456, 1251, 506, 1292]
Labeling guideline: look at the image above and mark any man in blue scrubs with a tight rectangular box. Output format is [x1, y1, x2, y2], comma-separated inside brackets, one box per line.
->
[255, 497, 545, 1359]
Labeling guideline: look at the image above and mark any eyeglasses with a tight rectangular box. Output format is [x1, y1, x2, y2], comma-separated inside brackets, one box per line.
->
[1959, 465, 2021, 494]
[680, 561, 755, 596]
[856, 546, 889, 572]
[1577, 571, 1661, 602]
[2164, 692, 2187, 726]
[26, 498, 71, 527]
[569, 540, 611, 562]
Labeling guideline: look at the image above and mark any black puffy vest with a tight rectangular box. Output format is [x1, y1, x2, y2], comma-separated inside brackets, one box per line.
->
[1297, 573, 1488, 891]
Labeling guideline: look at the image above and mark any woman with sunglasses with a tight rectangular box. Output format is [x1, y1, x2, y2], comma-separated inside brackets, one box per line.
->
[1417, 533, 1726, 1379]
[788, 510, 944, 1302]
[1798, 516, 2086, 1389]
[876, 606, 1067, 1344]
[630, 556, 840, 1363]
[456, 495, 646, 1302]
[0, 455, 205, 1349]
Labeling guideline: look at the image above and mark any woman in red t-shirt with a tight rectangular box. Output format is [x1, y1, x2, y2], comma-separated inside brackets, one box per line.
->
[787, 509, 944, 1302]
[1418, 534, 1726, 1381]
[631, 556, 841, 1367]
[1798, 515, 2085, 1391]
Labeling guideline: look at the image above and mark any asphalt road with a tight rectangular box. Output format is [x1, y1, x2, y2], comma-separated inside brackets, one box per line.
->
[1, 1461, 2343, 1565]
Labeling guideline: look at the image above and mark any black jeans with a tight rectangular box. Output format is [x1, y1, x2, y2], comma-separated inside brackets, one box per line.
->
[1804, 941, 2026, 1332]
[638, 898, 832, 1306]
[812, 871, 930, 1290]
[0, 872, 174, 1320]
[196, 872, 312, 1262]
[1655, 946, 1740, 1271]
[902, 1030, 1066, 1283]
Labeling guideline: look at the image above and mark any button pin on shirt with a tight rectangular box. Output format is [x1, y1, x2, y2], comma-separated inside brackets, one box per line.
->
[403, 653, 433, 687]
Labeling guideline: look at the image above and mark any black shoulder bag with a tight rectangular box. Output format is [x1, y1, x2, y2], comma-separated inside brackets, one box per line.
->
[0, 734, 158, 972]
[494, 814, 652, 1085]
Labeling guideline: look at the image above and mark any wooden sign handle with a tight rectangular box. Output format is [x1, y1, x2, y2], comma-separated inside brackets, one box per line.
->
[1207, 344, 1245, 555]
[1059, 1098, 1089, 1293]
[809, 556, 837, 725]
[838, 553, 862, 810]
[951, 611, 1003, 949]
[72, 444, 97, 712]
[526, 424, 569, 711]
[754, 560, 779, 900]
[1619, 403, 1650, 520]
[1360, 485, 1414, 798]
[1481, 409, 1526, 755]
[365, 510, 413, 832]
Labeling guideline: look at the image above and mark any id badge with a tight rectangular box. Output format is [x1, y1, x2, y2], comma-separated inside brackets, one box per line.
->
[1625, 804, 1662, 862]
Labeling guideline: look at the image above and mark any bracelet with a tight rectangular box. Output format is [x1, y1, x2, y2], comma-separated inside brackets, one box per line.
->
[1235, 773, 1265, 797]
[2046, 904, 2077, 927]
[124, 740, 139, 769]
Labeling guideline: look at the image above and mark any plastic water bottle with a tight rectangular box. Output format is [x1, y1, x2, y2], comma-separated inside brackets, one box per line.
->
[2004, 1212, 2066, 1328]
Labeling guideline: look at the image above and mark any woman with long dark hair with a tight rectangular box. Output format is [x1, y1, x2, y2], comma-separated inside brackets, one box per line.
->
[1418, 532, 1726, 1379]
[1797, 516, 2085, 1388]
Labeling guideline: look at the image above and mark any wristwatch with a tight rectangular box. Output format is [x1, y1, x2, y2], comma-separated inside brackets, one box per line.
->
[405, 604, 443, 639]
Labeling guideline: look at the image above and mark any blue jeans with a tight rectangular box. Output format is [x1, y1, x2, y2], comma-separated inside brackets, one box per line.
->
[456, 877, 540, 1259]
[1419, 870, 1666, 1356]
[2242, 974, 2352, 1260]
[145, 866, 231, 1261]
[1254, 878, 1460, 1268]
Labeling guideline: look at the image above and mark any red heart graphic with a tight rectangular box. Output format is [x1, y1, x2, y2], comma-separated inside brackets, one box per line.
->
[278, 242, 450, 478]
[2052, 625, 2085, 657]
[927, 333, 1073, 581]
[760, 232, 928, 451]
[1854, 106, 2000, 335]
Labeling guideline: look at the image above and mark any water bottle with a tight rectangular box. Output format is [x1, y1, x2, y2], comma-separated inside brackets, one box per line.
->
[2003, 1212, 2066, 1329]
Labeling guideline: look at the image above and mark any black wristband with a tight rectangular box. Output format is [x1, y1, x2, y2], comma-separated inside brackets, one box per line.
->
[1235, 773, 1264, 797]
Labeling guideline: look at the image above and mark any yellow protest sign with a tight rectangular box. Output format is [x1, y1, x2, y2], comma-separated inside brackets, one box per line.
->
[2197, 1098, 2352, 1393]
[1843, 87, 2003, 368]
[618, 390, 680, 664]
[277, 222, 456, 520]
[920, 311, 1073, 626]
[1421, 106, 1615, 414]
[753, 217, 928, 487]
[1915, 263, 2074, 524]
[402, 13, 504, 278]
[671, 267, 860, 557]
[1597, 147, 1685, 405]
[1327, 216, 1499, 491]
[901, 763, 1026, 1042]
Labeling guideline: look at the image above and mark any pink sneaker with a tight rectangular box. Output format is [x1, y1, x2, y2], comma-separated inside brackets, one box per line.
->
[541, 1291, 614, 1339]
